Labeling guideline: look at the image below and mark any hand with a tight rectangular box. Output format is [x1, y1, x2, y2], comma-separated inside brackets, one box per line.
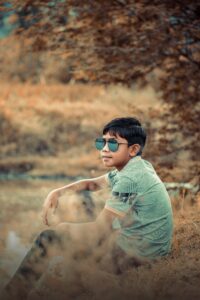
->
[42, 189, 60, 226]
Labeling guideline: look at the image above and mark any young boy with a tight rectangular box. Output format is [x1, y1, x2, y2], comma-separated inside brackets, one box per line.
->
[2, 117, 173, 299]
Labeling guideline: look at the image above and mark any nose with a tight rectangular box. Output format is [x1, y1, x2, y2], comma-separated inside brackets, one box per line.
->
[102, 141, 109, 151]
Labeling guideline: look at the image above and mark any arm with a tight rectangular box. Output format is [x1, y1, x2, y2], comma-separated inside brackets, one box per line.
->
[53, 174, 108, 195]
[55, 207, 121, 248]
[42, 175, 109, 226]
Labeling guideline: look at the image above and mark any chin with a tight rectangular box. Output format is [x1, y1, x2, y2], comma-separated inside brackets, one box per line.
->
[103, 161, 114, 168]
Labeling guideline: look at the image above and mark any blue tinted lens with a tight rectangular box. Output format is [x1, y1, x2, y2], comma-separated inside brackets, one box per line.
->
[95, 138, 105, 150]
[95, 138, 119, 152]
[108, 140, 119, 152]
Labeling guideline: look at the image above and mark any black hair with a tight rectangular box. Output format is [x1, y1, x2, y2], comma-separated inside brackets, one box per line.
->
[102, 117, 146, 155]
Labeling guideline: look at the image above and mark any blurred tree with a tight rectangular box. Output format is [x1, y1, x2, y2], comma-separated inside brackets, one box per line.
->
[2, 0, 200, 163]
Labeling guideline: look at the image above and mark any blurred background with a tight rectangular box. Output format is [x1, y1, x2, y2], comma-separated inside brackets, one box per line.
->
[0, 1, 199, 298]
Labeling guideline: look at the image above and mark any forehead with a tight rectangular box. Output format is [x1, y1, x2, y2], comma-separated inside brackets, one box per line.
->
[102, 131, 126, 141]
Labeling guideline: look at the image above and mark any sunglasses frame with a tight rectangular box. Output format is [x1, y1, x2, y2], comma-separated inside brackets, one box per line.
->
[95, 137, 128, 152]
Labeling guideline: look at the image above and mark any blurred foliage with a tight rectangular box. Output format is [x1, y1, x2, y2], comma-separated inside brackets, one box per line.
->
[0, 0, 199, 164]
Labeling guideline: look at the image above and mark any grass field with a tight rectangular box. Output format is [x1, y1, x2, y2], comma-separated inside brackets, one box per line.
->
[0, 82, 199, 299]
[0, 179, 200, 300]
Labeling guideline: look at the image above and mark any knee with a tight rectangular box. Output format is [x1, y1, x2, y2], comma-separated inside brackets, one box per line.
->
[35, 229, 62, 250]
[37, 229, 57, 241]
[55, 222, 70, 233]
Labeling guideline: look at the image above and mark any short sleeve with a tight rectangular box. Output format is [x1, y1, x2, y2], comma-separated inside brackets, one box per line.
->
[105, 176, 138, 216]
[107, 169, 118, 188]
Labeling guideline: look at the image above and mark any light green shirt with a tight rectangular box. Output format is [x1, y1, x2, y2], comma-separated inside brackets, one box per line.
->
[105, 156, 173, 259]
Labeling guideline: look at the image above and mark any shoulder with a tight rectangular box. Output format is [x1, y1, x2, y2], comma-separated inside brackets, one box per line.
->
[119, 158, 162, 192]
[123, 158, 157, 178]
[141, 159, 156, 172]
[137, 159, 163, 191]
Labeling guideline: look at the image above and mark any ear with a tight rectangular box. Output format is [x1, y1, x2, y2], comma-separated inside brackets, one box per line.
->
[129, 144, 141, 157]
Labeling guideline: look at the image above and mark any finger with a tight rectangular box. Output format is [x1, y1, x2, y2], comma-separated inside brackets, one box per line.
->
[53, 201, 59, 215]
[45, 216, 49, 226]
[44, 212, 49, 226]
[55, 200, 59, 209]
[42, 208, 49, 226]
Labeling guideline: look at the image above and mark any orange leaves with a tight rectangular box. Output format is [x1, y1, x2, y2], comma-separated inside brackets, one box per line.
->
[32, 36, 48, 51]
[0, 0, 199, 161]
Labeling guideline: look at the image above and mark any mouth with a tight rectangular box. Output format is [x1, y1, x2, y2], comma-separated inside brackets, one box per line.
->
[101, 156, 112, 160]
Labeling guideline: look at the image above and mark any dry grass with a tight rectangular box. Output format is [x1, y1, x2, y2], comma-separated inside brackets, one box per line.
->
[0, 180, 200, 300]
[0, 82, 198, 182]
[0, 21, 199, 297]
[0, 82, 159, 176]
[0, 82, 199, 299]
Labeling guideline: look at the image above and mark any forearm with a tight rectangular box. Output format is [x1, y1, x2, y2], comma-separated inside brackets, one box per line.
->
[54, 179, 101, 197]
[56, 218, 113, 249]
[42, 175, 108, 225]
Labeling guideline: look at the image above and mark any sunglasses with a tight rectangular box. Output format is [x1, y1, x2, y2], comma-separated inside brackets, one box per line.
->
[95, 138, 128, 152]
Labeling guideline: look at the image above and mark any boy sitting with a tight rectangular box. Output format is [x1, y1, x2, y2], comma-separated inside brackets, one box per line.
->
[2, 117, 173, 299]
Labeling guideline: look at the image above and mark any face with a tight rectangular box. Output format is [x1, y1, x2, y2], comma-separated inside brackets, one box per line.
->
[98, 132, 137, 171]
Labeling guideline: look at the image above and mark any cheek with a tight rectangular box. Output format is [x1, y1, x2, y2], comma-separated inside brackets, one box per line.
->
[114, 149, 129, 159]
